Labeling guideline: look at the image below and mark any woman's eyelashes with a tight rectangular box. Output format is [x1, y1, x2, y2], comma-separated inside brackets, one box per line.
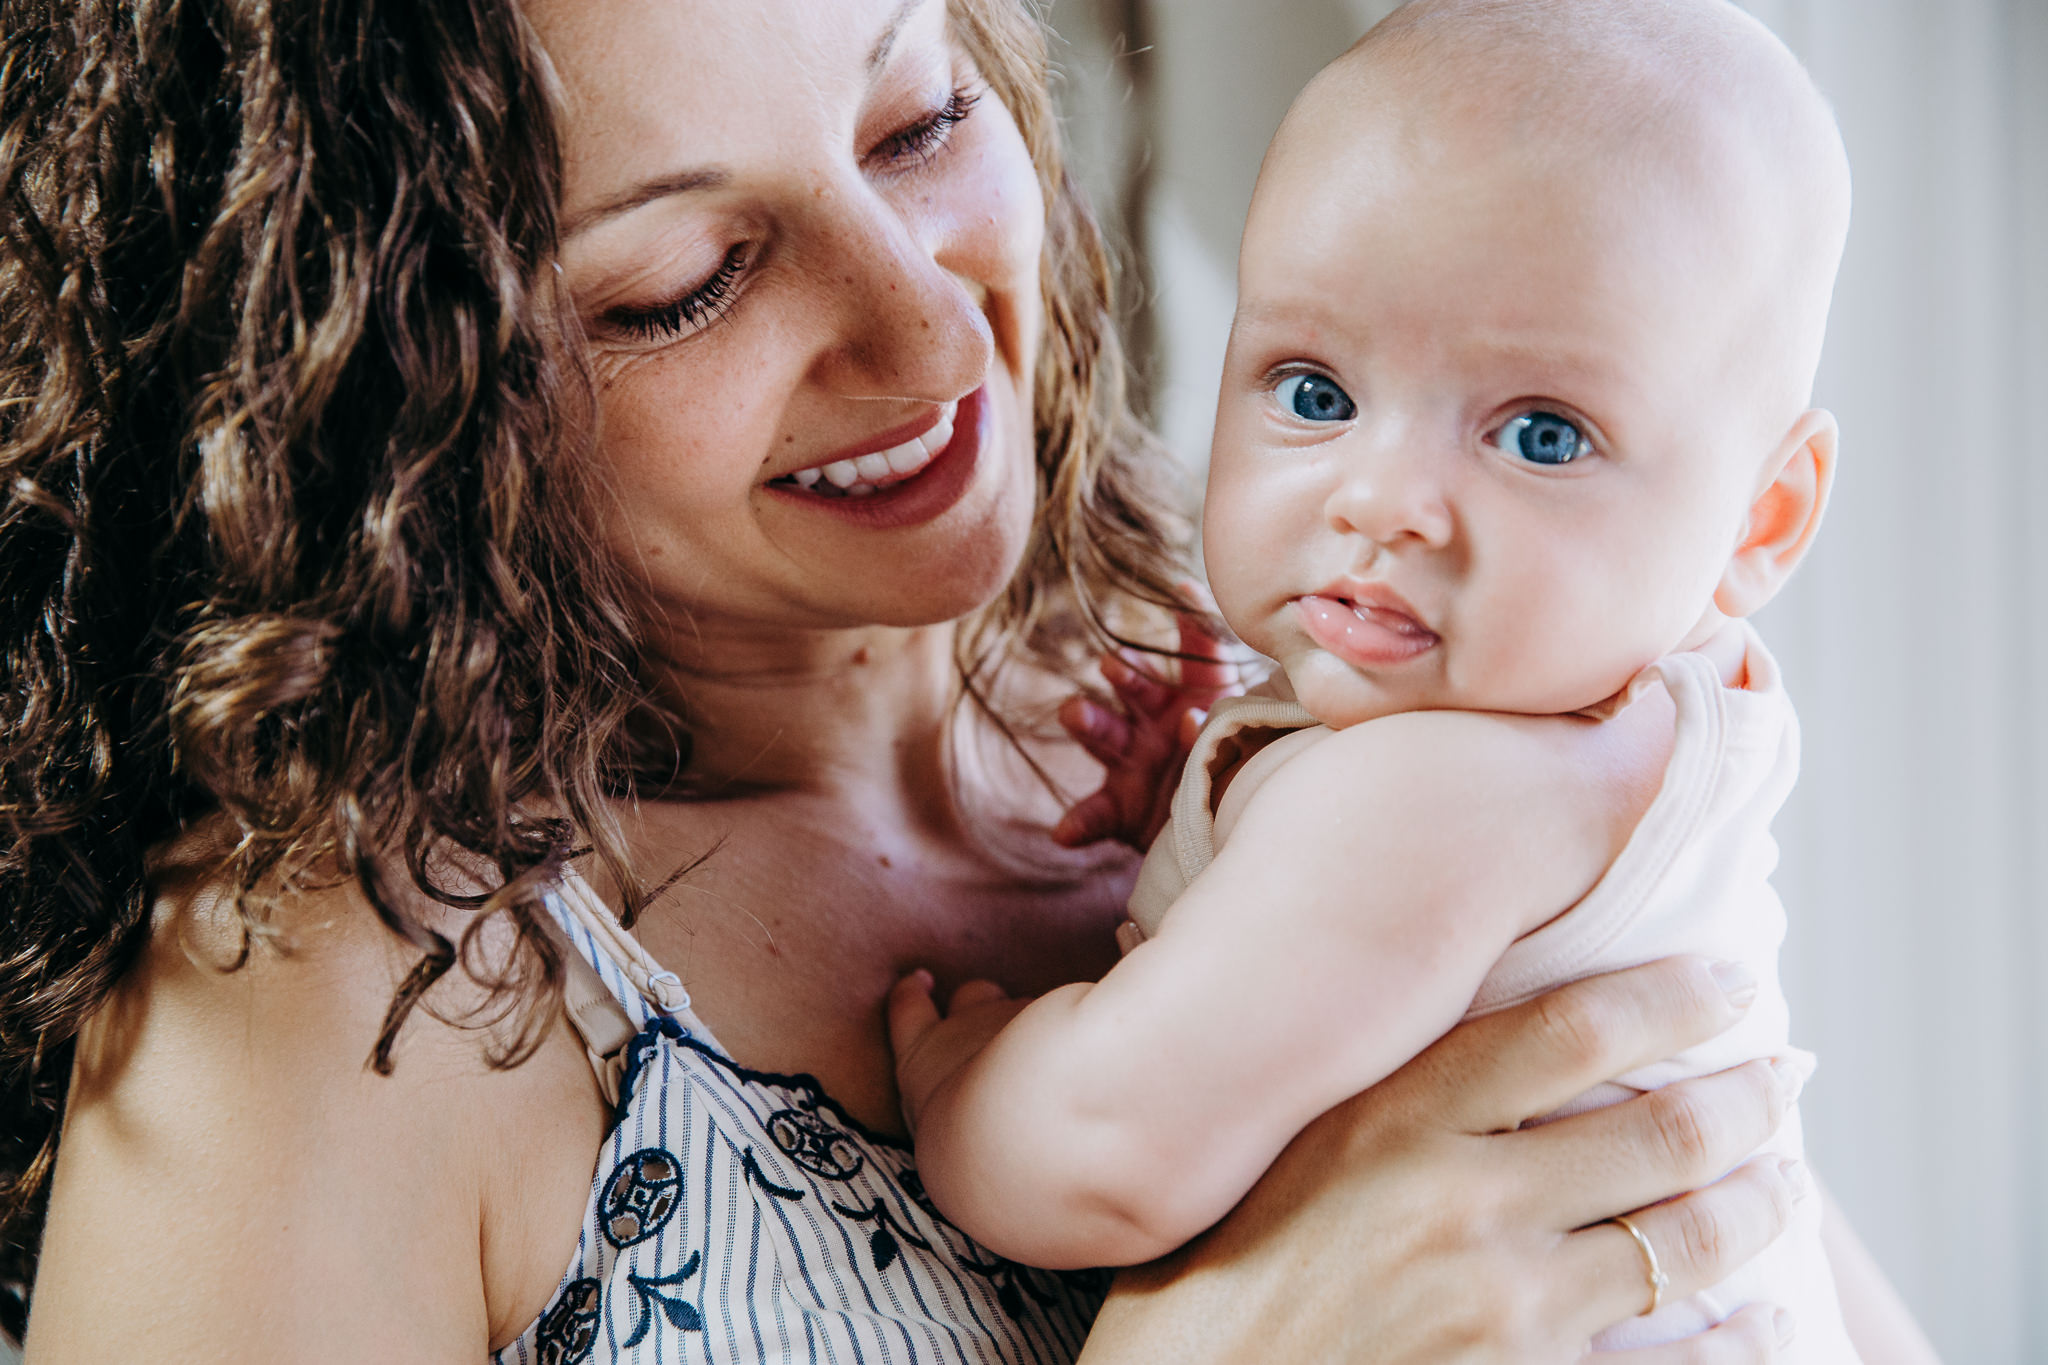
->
[602, 243, 753, 343]
[1489, 410, 1593, 466]
[1273, 371, 1356, 422]
[869, 85, 982, 169]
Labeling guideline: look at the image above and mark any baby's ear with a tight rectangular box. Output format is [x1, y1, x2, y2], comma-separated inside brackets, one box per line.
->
[1714, 409, 1838, 619]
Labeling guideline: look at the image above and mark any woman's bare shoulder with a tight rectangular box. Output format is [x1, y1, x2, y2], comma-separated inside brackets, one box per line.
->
[28, 819, 607, 1361]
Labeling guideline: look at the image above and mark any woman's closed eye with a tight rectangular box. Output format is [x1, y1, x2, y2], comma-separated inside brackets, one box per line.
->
[589, 86, 983, 348]
[1489, 409, 1594, 466]
[600, 242, 755, 344]
[868, 85, 982, 170]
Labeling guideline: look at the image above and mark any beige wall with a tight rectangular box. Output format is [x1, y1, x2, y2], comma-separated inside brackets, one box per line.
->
[1046, 2, 2048, 1361]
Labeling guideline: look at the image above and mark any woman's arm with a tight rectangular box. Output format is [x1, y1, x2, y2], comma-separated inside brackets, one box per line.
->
[25, 865, 606, 1363]
[1078, 957, 1804, 1364]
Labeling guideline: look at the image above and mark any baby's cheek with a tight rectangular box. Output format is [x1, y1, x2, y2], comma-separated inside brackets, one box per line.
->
[1461, 581, 1663, 714]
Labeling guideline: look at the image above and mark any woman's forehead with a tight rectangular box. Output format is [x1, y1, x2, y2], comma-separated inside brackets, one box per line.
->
[531, 0, 947, 150]
[533, 0, 954, 233]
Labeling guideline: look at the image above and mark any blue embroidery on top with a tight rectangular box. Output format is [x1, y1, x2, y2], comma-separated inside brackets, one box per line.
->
[614, 1016, 690, 1121]
[621, 1251, 707, 1350]
[600, 1148, 683, 1248]
[766, 1108, 865, 1179]
[741, 1146, 808, 1200]
[829, 1193, 936, 1273]
[533, 1277, 603, 1364]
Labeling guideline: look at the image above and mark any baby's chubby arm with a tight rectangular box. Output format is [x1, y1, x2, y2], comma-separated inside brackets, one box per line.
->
[891, 702, 1667, 1270]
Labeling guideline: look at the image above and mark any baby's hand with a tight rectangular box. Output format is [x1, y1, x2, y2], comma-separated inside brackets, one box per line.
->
[887, 971, 1030, 1136]
[1051, 609, 1239, 851]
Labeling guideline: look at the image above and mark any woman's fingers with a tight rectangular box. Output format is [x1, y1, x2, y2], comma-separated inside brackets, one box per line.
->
[1589, 1302, 1793, 1363]
[1519, 1061, 1794, 1229]
[1397, 957, 1758, 1133]
[1556, 1154, 1802, 1340]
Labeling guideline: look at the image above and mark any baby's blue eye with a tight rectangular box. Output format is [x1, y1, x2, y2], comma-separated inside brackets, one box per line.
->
[1275, 373, 1356, 422]
[1493, 411, 1590, 465]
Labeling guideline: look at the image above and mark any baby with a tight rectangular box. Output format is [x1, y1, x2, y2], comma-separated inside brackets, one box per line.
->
[892, 0, 1859, 1354]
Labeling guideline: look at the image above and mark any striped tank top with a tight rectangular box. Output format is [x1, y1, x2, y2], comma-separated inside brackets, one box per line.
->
[491, 870, 1107, 1365]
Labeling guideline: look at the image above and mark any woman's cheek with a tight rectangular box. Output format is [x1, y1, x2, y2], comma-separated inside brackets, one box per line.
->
[927, 112, 1045, 376]
[588, 341, 788, 545]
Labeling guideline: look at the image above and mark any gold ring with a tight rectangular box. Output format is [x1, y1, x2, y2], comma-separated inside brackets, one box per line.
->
[1611, 1214, 1670, 1316]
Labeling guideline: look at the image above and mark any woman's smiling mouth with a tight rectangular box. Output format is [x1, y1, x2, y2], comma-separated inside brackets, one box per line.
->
[771, 399, 959, 499]
[762, 386, 989, 531]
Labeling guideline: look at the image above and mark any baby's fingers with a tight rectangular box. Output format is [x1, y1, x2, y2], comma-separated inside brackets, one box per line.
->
[886, 970, 940, 1057]
[1102, 652, 1176, 719]
[946, 980, 1012, 1014]
[1051, 789, 1120, 848]
[1173, 611, 1238, 702]
[1059, 694, 1134, 767]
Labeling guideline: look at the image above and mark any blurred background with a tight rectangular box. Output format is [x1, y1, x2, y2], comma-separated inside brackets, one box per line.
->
[1043, 0, 2046, 1360]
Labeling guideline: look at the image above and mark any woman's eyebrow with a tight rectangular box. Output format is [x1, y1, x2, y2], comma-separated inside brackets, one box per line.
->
[562, 0, 926, 240]
[868, 0, 927, 73]
[561, 168, 731, 237]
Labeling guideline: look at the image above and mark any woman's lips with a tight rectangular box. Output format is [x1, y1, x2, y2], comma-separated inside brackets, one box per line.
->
[763, 386, 986, 530]
[1294, 591, 1440, 668]
[771, 401, 958, 498]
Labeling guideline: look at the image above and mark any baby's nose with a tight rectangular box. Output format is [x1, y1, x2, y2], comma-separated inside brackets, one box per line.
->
[1323, 443, 1455, 550]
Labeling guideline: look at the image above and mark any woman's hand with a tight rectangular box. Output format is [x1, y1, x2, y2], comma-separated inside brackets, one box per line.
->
[1078, 957, 1803, 1364]
[1052, 611, 1239, 850]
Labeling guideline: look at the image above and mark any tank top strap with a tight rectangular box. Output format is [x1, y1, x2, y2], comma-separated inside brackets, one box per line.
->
[543, 865, 725, 1106]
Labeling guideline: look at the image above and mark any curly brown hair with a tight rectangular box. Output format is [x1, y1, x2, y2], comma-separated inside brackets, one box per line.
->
[0, 0, 1189, 1317]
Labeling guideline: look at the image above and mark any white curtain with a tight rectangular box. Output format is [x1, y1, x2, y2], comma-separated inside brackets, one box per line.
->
[1046, 2, 2048, 1360]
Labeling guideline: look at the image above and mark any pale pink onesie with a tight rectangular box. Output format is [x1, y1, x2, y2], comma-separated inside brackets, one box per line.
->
[1122, 624, 1857, 1361]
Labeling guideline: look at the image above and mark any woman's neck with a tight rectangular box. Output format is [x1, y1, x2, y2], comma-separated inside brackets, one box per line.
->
[643, 614, 969, 808]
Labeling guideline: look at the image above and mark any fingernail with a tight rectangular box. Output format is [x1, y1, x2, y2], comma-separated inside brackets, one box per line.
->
[1778, 1157, 1811, 1203]
[1774, 1308, 1797, 1346]
[1710, 960, 1758, 1009]
[1769, 1056, 1807, 1103]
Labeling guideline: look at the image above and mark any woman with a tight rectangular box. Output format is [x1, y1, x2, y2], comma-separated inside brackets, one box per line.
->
[3, 0, 1801, 1358]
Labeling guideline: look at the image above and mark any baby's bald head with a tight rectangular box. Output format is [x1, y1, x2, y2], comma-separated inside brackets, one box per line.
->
[1258, 0, 1849, 435]
[1207, 1, 1852, 724]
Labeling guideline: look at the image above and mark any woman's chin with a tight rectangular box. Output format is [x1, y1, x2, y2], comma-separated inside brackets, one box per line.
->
[823, 440, 1038, 627]
[831, 520, 1033, 628]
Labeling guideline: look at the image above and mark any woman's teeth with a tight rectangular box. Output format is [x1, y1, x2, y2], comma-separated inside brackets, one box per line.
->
[781, 403, 957, 498]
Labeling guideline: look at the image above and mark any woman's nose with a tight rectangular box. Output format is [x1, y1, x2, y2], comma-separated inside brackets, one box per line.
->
[1322, 438, 1456, 551]
[806, 191, 995, 403]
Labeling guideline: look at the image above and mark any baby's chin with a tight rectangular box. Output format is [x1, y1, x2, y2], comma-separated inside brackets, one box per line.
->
[1284, 647, 1645, 730]
[1282, 652, 1438, 731]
